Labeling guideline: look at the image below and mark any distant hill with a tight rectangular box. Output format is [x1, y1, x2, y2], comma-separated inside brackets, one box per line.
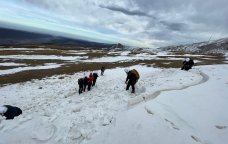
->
[110, 43, 125, 49]
[0, 28, 112, 48]
[160, 38, 228, 54]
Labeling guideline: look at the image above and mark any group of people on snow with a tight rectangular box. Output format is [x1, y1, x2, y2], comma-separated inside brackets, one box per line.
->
[78, 66, 105, 94]
[1, 58, 194, 120]
[78, 72, 99, 94]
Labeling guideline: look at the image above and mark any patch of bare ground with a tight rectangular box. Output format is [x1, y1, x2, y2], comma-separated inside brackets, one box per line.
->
[0, 66, 20, 70]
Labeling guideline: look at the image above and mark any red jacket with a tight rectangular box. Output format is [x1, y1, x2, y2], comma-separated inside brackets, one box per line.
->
[88, 74, 94, 83]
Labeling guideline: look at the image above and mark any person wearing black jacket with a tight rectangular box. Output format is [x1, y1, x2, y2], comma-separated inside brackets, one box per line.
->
[0, 105, 22, 120]
[92, 73, 99, 86]
[125, 69, 138, 93]
[181, 58, 194, 71]
[78, 78, 84, 94]
[83, 76, 89, 92]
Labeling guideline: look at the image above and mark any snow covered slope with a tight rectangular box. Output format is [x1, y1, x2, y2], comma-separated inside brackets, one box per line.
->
[88, 65, 228, 144]
[0, 65, 227, 144]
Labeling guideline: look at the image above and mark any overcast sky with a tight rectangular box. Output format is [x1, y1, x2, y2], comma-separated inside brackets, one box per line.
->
[0, 0, 227, 48]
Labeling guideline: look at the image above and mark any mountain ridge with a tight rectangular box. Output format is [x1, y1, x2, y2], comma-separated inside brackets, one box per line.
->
[0, 27, 113, 48]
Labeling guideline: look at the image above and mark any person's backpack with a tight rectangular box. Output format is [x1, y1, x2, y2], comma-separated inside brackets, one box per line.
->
[131, 69, 140, 80]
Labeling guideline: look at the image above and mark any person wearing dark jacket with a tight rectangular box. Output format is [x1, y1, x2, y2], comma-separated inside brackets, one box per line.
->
[78, 78, 84, 94]
[88, 73, 94, 91]
[124, 69, 138, 93]
[0, 105, 22, 120]
[181, 58, 194, 71]
[92, 73, 99, 86]
[101, 66, 105, 76]
[83, 76, 89, 92]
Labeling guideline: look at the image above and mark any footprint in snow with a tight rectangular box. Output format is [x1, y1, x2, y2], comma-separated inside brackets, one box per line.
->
[191, 135, 202, 143]
[68, 127, 82, 140]
[31, 124, 57, 142]
[215, 125, 227, 130]
[164, 118, 180, 130]
[144, 106, 154, 115]
[137, 86, 146, 94]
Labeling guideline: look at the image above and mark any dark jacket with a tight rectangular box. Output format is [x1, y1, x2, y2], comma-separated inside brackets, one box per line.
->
[93, 73, 98, 79]
[183, 59, 194, 67]
[101, 67, 105, 72]
[78, 78, 84, 86]
[3, 105, 22, 120]
[83, 76, 89, 85]
[126, 71, 137, 83]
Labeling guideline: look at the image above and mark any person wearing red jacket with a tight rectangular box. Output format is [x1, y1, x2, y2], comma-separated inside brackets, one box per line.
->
[88, 73, 94, 91]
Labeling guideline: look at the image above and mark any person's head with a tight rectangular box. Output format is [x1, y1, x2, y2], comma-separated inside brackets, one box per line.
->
[0, 106, 7, 115]
[185, 58, 190, 62]
[89, 73, 93, 76]
[124, 68, 129, 73]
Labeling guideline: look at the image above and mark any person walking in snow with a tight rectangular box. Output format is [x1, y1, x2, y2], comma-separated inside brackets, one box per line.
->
[124, 69, 140, 93]
[92, 72, 99, 87]
[101, 66, 105, 76]
[181, 58, 194, 71]
[78, 78, 84, 94]
[83, 76, 89, 92]
[0, 105, 22, 120]
[88, 73, 94, 91]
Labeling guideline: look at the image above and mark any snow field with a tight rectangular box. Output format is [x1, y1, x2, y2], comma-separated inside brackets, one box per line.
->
[88, 65, 228, 144]
[0, 65, 205, 144]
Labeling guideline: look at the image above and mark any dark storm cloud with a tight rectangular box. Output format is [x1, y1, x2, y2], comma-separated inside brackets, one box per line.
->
[160, 21, 187, 31]
[100, 5, 151, 17]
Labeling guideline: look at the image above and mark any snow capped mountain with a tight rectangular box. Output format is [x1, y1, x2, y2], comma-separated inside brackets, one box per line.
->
[159, 37, 228, 54]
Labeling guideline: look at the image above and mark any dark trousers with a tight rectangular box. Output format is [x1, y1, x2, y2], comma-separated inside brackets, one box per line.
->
[92, 78, 97, 86]
[181, 65, 192, 71]
[126, 81, 136, 93]
[79, 84, 83, 94]
[88, 83, 92, 91]
[83, 84, 87, 92]
[101, 71, 104, 76]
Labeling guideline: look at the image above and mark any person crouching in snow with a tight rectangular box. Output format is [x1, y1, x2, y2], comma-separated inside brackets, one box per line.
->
[124, 69, 140, 93]
[78, 78, 84, 94]
[88, 73, 94, 91]
[92, 72, 99, 87]
[0, 105, 22, 120]
[181, 58, 194, 71]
